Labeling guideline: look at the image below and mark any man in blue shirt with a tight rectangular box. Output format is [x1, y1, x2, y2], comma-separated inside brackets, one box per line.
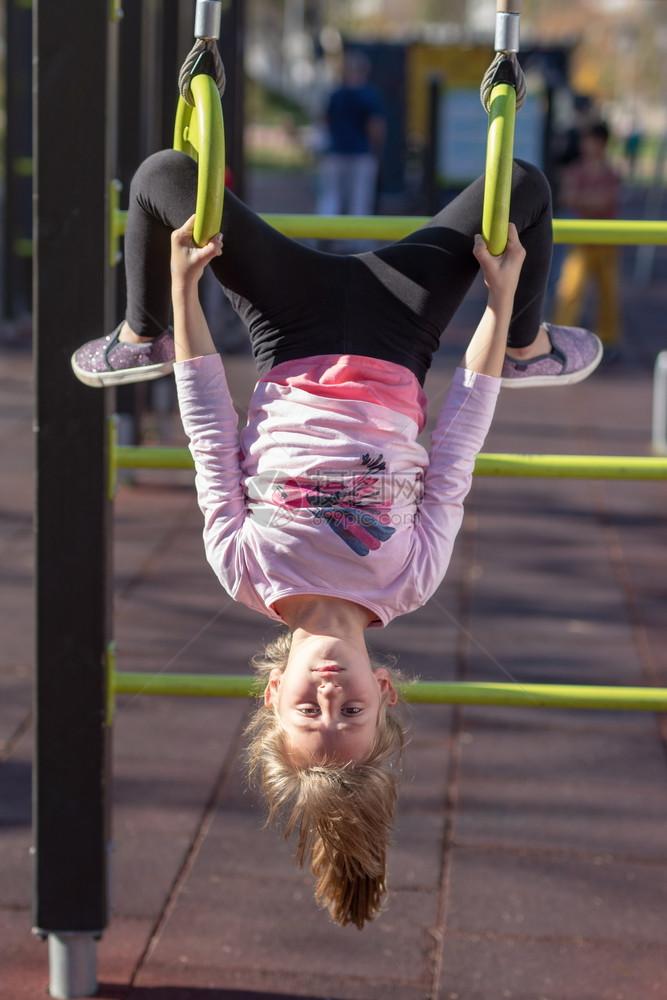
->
[317, 52, 386, 219]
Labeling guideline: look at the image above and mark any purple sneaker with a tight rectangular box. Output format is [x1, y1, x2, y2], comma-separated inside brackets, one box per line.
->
[71, 324, 175, 388]
[501, 323, 603, 388]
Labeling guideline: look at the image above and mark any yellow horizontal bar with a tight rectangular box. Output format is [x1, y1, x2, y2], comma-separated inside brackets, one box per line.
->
[475, 453, 667, 479]
[112, 671, 667, 711]
[553, 219, 667, 246]
[262, 215, 667, 246]
[410, 681, 667, 711]
[115, 672, 254, 699]
[114, 445, 667, 480]
[113, 208, 667, 246]
[116, 445, 192, 469]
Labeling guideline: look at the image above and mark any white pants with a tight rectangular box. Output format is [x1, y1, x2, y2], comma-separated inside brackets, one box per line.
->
[317, 153, 379, 216]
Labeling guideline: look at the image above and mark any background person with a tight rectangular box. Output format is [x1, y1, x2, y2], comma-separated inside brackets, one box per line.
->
[316, 51, 386, 219]
[553, 122, 622, 355]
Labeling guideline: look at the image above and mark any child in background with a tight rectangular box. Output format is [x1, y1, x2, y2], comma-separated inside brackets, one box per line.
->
[554, 122, 622, 355]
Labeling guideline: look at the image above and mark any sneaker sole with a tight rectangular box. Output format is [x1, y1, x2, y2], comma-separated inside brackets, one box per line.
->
[71, 357, 174, 388]
[501, 336, 604, 389]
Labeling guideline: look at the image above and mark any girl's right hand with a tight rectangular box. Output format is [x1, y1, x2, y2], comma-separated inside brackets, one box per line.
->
[170, 214, 223, 289]
[472, 223, 526, 301]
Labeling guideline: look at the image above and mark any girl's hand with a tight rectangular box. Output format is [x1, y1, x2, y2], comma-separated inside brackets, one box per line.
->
[170, 215, 223, 289]
[473, 223, 526, 301]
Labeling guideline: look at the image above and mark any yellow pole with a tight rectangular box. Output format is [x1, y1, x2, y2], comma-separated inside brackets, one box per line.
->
[113, 444, 667, 480]
[112, 670, 667, 711]
[111, 209, 667, 248]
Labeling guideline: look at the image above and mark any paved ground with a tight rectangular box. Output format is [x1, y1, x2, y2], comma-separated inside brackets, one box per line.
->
[1, 176, 667, 1000]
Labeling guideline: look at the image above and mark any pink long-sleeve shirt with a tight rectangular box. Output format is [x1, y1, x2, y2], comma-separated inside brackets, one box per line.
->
[175, 353, 500, 628]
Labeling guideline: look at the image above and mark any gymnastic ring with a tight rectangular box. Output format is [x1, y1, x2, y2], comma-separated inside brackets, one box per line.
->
[173, 73, 225, 247]
[482, 82, 516, 256]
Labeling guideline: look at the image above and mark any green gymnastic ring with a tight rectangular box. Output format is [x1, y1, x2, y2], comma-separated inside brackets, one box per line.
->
[482, 82, 517, 256]
[173, 73, 225, 247]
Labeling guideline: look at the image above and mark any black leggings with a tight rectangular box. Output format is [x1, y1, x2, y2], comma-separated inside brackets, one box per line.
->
[125, 150, 553, 385]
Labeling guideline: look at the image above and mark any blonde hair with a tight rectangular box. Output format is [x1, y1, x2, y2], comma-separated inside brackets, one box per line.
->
[244, 630, 409, 929]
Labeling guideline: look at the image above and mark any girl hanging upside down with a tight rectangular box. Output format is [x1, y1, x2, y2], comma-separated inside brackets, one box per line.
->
[72, 151, 603, 928]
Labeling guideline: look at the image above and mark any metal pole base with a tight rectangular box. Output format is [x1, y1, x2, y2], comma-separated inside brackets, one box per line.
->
[48, 934, 98, 999]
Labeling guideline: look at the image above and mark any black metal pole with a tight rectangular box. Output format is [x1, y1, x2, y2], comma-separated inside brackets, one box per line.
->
[219, 0, 246, 200]
[33, 0, 118, 994]
[2, 0, 33, 327]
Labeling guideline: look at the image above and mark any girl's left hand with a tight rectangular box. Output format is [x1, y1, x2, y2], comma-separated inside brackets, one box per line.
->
[170, 214, 223, 288]
[473, 223, 526, 300]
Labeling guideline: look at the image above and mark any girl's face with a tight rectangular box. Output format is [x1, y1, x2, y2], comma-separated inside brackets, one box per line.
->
[264, 635, 397, 764]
